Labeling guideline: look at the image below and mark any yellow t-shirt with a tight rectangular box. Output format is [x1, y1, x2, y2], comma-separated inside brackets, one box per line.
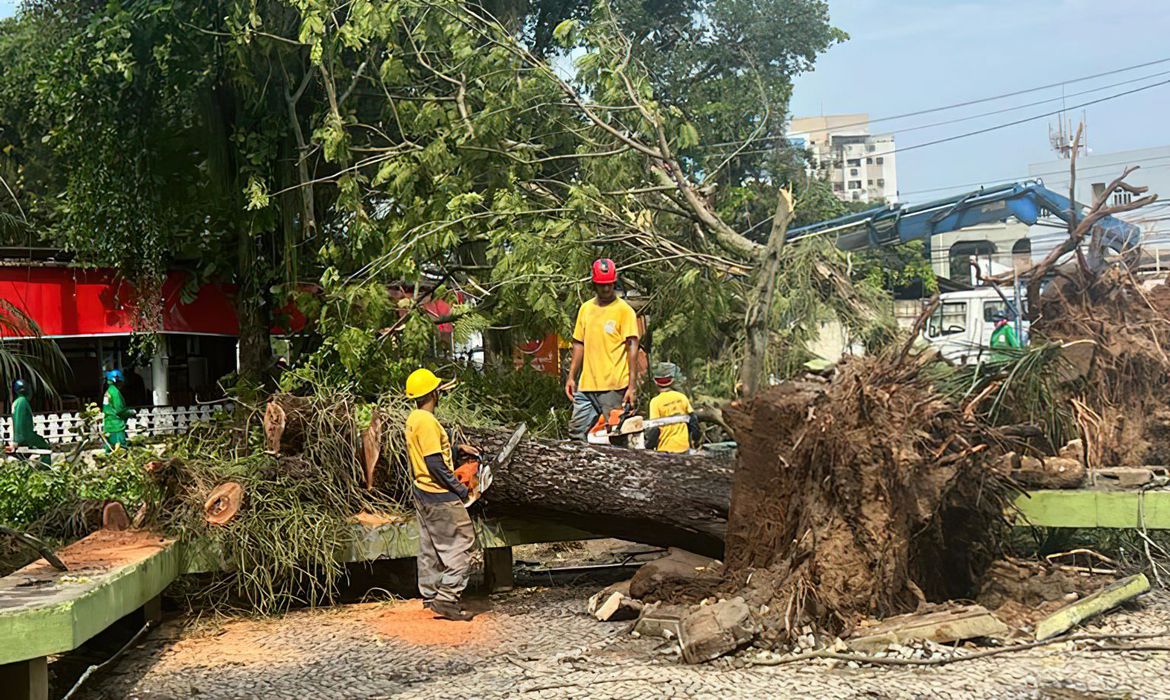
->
[405, 409, 453, 494]
[649, 390, 693, 453]
[572, 298, 639, 391]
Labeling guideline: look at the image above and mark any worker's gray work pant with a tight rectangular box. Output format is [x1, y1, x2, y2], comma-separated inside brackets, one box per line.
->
[569, 389, 625, 441]
[415, 498, 475, 604]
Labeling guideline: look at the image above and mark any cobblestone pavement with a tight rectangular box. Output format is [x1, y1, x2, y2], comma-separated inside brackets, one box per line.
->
[76, 587, 1170, 700]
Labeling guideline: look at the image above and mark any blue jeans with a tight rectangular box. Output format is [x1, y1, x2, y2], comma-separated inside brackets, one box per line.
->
[569, 389, 625, 441]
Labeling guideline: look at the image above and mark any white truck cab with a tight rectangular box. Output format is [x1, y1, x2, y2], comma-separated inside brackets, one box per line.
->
[923, 287, 1027, 364]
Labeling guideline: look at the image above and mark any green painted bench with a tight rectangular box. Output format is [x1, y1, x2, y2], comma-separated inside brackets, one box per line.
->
[1013, 489, 1170, 529]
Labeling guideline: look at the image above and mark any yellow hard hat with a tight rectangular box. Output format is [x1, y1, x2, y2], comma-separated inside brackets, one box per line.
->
[404, 368, 444, 399]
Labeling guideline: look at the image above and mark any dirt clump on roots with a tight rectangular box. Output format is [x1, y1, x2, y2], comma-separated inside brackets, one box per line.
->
[718, 352, 1016, 648]
[1034, 268, 1170, 467]
[976, 558, 1115, 630]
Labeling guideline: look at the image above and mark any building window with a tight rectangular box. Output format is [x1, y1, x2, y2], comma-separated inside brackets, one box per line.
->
[867, 179, 873, 186]
[866, 157, 873, 164]
[876, 157, 884, 165]
[833, 183, 843, 192]
[848, 180, 862, 189]
[949, 241, 997, 281]
[852, 192, 861, 201]
[846, 158, 861, 167]
[850, 168, 859, 176]
[877, 178, 885, 186]
[1113, 191, 1133, 206]
[867, 144, 876, 153]
[1092, 183, 1106, 202]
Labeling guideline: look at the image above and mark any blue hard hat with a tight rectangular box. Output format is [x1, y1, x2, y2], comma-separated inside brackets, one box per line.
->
[12, 379, 27, 395]
[105, 369, 124, 383]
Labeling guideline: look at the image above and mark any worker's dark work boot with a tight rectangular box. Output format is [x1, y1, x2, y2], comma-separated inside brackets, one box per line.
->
[431, 600, 474, 621]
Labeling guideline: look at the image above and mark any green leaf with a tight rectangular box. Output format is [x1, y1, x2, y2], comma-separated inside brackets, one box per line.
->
[552, 19, 577, 46]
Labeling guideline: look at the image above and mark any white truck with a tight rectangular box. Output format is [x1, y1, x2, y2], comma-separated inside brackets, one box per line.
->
[923, 287, 1027, 364]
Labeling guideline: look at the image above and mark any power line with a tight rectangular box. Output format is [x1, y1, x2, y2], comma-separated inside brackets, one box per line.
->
[703, 78, 1170, 162]
[701, 55, 1170, 148]
[879, 77, 1170, 158]
[899, 153, 1170, 198]
[887, 69, 1170, 138]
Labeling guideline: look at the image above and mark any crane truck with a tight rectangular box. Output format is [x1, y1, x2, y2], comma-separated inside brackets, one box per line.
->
[785, 180, 1143, 363]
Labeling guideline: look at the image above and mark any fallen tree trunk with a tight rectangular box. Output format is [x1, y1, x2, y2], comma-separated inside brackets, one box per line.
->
[465, 428, 733, 557]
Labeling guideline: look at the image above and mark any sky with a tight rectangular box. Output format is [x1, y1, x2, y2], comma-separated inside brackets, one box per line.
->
[790, 0, 1170, 202]
[4, 0, 1169, 205]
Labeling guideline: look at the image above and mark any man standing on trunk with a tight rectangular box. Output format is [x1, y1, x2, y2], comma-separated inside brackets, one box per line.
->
[565, 258, 641, 441]
[404, 368, 476, 621]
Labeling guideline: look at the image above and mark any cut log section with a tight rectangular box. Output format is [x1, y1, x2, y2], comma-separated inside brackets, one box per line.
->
[361, 411, 382, 490]
[102, 502, 131, 531]
[264, 401, 287, 454]
[848, 605, 1009, 652]
[465, 428, 733, 556]
[204, 482, 245, 526]
[679, 597, 757, 664]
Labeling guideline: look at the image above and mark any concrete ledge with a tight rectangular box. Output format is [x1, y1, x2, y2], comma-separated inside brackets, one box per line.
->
[0, 534, 177, 666]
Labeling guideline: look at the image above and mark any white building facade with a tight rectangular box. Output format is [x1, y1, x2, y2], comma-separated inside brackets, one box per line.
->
[789, 114, 899, 205]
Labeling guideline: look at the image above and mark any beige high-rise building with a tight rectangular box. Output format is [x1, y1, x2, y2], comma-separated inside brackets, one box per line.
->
[789, 114, 898, 204]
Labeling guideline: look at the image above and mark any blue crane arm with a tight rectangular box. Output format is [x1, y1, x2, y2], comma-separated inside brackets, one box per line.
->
[785, 181, 1141, 253]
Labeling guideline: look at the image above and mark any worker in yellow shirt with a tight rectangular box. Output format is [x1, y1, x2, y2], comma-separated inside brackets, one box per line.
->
[564, 258, 641, 441]
[403, 368, 476, 622]
[646, 362, 701, 453]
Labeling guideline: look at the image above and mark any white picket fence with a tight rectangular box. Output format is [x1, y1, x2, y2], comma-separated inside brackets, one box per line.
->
[1, 403, 232, 444]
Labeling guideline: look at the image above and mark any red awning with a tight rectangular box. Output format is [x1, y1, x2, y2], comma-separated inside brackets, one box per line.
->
[424, 298, 453, 333]
[0, 268, 239, 338]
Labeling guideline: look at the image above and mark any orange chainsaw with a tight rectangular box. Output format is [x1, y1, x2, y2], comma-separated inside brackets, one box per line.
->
[456, 422, 527, 505]
[587, 406, 692, 449]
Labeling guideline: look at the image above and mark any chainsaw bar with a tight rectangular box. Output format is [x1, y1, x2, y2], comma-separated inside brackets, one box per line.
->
[466, 422, 526, 505]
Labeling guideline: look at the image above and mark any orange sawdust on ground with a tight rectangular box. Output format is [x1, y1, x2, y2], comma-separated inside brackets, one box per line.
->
[17, 529, 171, 576]
[161, 617, 311, 669]
[369, 600, 497, 647]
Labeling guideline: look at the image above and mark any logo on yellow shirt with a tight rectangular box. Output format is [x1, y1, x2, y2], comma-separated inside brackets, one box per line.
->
[604, 320, 617, 334]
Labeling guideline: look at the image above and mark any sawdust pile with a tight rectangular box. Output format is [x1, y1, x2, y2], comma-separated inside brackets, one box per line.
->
[369, 600, 498, 646]
[1034, 269, 1170, 467]
[720, 352, 1016, 647]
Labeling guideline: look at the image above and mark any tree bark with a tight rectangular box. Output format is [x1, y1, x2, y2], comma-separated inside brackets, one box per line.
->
[466, 428, 733, 557]
[739, 189, 793, 397]
[235, 231, 273, 392]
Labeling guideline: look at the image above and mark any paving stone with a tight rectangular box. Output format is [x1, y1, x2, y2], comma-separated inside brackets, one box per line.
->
[73, 587, 1170, 700]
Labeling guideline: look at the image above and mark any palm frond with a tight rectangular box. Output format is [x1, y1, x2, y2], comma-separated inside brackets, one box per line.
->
[0, 299, 68, 398]
[931, 342, 1076, 450]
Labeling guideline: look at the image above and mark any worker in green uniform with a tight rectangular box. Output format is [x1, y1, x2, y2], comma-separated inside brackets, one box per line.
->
[989, 312, 1021, 362]
[8, 379, 49, 462]
[990, 313, 1020, 349]
[102, 369, 136, 452]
